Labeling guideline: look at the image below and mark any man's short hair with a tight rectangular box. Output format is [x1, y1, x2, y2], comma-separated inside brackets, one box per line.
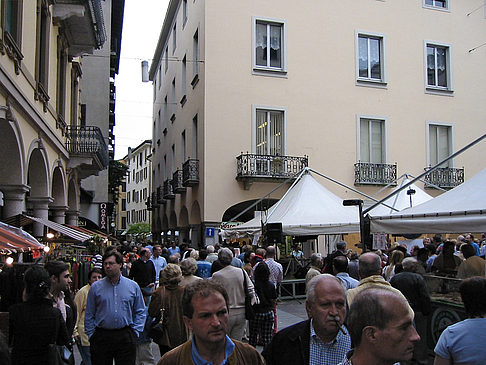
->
[347, 288, 404, 346]
[218, 247, 233, 266]
[88, 268, 103, 280]
[182, 279, 229, 318]
[358, 253, 382, 278]
[336, 241, 347, 250]
[310, 253, 322, 267]
[199, 249, 208, 260]
[460, 276, 486, 317]
[206, 245, 215, 253]
[460, 243, 476, 259]
[153, 244, 161, 250]
[103, 250, 123, 265]
[333, 255, 348, 273]
[45, 261, 69, 279]
[401, 257, 419, 272]
[266, 246, 276, 258]
[306, 274, 343, 304]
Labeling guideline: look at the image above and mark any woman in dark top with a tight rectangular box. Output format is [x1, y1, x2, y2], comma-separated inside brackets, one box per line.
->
[249, 262, 277, 347]
[9, 265, 69, 365]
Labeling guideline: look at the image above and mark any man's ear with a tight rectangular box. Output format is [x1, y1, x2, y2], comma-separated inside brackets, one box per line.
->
[305, 300, 312, 318]
[183, 316, 193, 332]
[362, 326, 378, 343]
[50, 274, 58, 284]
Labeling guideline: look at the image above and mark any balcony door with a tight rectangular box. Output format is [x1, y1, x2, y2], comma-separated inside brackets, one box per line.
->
[255, 109, 284, 175]
[429, 124, 451, 168]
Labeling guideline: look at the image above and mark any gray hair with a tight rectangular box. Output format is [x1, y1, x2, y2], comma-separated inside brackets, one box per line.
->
[206, 245, 215, 253]
[401, 257, 418, 272]
[218, 247, 233, 266]
[307, 274, 343, 303]
[180, 258, 198, 276]
[310, 253, 322, 267]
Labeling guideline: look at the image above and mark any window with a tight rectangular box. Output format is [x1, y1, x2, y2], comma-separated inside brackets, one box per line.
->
[121, 181, 126, 192]
[181, 55, 187, 103]
[181, 130, 186, 162]
[426, 43, 452, 90]
[121, 199, 126, 211]
[57, 41, 68, 125]
[254, 108, 285, 156]
[127, 191, 131, 203]
[3, 0, 23, 45]
[424, 0, 448, 9]
[163, 95, 168, 132]
[192, 115, 198, 159]
[192, 30, 199, 82]
[253, 18, 286, 73]
[171, 144, 176, 173]
[172, 23, 177, 53]
[158, 64, 162, 88]
[428, 124, 452, 167]
[70, 62, 81, 127]
[358, 117, 386, 163]
[165, 46, 169, 72]
[183, 0, 188, 26]
[357, 32, 386, 83]
[36, 0, 51, 107]
[171, 78, 176, 118]
[122, 217, 127, 229]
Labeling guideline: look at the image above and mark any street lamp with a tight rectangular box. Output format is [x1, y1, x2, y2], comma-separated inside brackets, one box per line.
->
[406, 188, 416, 208]
[343, 199, 366, 252]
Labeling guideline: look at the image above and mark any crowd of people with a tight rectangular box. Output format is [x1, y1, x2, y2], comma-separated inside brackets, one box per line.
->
[2, 232, 486, 365]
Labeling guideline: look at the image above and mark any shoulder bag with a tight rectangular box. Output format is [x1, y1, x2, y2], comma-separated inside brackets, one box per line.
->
[148, 286, 167, 341]
[242, 269, 255, 320]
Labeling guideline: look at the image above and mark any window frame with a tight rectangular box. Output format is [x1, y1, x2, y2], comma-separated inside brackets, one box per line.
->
[251, 105, 288, 156]
[426, 121, 454, 167]
[424, 41, 453, 93]
[356, 115, 388, 164]
[1, 0, 24, 73]
[423, 0, 449, 11]
[252, 16, 287, 76]
[355, 31, 387, 86]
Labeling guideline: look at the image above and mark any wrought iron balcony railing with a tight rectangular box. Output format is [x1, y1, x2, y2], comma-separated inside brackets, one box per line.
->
[236, 153, 308, 181]
[65, 126, 109, 169]
[183, 159, 199, 187]
[163, 179, 176, 200]
[172, 170, 187, 193]
[354, 162, 397, 186]
[424, 167, 464, 189]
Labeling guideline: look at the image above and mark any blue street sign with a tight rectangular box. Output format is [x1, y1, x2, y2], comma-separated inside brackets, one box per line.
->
[206, 227, 215, 237]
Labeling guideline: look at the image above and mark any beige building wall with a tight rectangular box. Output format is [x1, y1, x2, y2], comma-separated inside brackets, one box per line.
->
[151, 0, 486, 246]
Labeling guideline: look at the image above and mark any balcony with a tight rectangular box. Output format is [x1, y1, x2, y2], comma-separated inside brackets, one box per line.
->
[163, 180, 176, 200]
[236, 153, 308, 187]
[354, 162, 397, 186]
[66, 126, 108, 179]
[172, 170, 187, 194]
[424, 167, 464, 189]
[150, 192, 159, 209]
[183, 159, 200, 187]
[52, 0, 106, 57]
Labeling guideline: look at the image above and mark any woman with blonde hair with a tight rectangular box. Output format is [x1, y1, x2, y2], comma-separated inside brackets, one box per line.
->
[179, 258, 202, 287]
[383, 249, 404, 281]
[148, 264, 188, 356]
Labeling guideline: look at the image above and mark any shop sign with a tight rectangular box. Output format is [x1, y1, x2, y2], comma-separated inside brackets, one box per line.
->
[99, 203, 108, 232]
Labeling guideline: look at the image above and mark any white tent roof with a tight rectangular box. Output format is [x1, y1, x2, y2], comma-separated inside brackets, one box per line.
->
[370, 168, 486, 234]
[367, 177, 433, 216]
[227, 171, 360, 235]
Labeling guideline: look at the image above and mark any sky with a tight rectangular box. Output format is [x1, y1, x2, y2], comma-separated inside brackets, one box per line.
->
[113, 0, 170, 160]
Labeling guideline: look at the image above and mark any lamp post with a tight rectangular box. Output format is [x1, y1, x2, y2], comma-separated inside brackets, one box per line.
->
[343, 199, 366, 252]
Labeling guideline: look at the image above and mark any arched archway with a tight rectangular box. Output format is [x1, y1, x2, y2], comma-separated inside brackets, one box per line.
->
[179, 206, 190, 245]
[221, 198, 279, 223]
[0, 111, 28, 218]
[190, 201, 201, 225]
[190, 201, 202, 247]
[26, 145, 51, 236]
[50, 164, 67, 223]
[169, 211, 177, 229]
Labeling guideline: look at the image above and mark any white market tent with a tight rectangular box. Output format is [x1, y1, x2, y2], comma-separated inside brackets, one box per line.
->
[367, 177, 433, 216]
[225, 169, 360, 236]
[370, 167, 486, 234]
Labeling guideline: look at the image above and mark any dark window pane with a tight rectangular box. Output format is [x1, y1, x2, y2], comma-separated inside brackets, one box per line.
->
[358, 37, 368, 78]
[369, 38, 381, 79]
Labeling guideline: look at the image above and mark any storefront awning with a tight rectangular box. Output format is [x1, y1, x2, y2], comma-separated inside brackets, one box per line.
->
[3, 214, 92, 242]
[0, 221, 44, 253]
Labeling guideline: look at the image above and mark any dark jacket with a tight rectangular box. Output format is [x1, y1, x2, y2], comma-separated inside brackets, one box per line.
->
[129, 258, 156, 288]
[390, 271, 431, 315]
[262, 319, 310, 365]
[9, 298, 70, 365]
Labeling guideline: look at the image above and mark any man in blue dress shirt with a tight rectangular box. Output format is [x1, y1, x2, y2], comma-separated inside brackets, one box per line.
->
[85, 250, 146, 365]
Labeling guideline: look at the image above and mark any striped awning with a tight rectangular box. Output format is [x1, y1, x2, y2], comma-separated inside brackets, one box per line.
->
[0, 221, 44, 253]
[3, 214, 92, 242]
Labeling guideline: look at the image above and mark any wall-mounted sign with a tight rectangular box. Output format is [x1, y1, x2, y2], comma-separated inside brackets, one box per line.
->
[99, 203, 108, 232]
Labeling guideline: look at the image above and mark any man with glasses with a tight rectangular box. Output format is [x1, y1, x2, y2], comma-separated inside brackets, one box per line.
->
[85, 250, 146, 365]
